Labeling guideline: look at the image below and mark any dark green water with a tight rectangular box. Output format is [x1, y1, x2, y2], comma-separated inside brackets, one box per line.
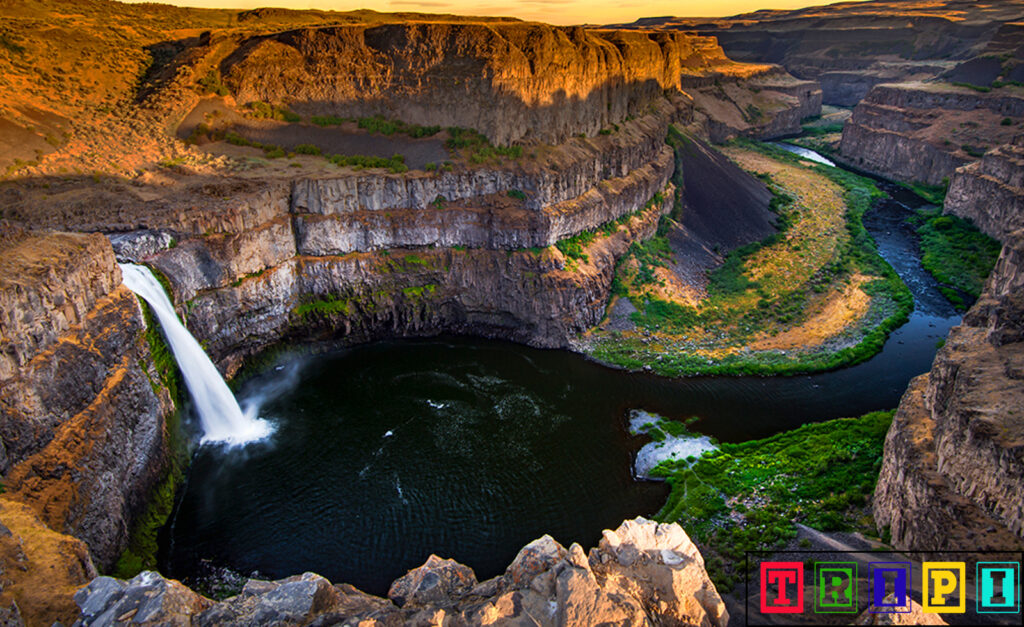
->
[163, 186, 959, 595]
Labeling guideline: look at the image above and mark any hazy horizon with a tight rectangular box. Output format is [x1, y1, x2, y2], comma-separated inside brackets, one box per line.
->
[121, 0, 868, 25]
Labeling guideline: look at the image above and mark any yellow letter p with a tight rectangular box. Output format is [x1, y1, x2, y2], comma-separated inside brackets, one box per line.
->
[922, 563, 965, 613]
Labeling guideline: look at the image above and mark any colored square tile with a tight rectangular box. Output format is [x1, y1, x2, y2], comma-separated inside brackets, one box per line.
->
[977, 562, 1021, 614]
[922, 562, 966, 614]
[869, 562, 912, 613]
[814, 562, 858, 613]
[760, 561, 804, 614]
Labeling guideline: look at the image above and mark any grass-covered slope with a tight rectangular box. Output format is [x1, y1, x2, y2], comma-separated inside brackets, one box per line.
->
[587, 138, 913, 376]
[912, 209, 1001, 311]
[652, 410, 894, 590]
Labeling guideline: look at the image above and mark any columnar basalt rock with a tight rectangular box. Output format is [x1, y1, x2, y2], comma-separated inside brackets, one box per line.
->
[220, 23, 739, 146]
[0, 232, 176, 571]
[945, 138, 1024, 241]
[838, 83, 1024, 186]
[185, 189, 672, 376]
[74, 518, 729, 627]
[873, 140, 1024, 551]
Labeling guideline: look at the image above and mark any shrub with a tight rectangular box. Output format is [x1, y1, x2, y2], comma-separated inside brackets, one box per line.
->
[507, 188, 527, 200]
[246, 101, 300, 122]
[197, 69, 229, 96]
[293, 144, 321, 155]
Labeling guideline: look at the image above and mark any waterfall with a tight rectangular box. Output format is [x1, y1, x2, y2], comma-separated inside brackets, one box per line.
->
[119, 263, 273, 446]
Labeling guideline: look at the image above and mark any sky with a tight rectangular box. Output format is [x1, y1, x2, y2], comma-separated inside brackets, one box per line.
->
[123, 0, 846, 26]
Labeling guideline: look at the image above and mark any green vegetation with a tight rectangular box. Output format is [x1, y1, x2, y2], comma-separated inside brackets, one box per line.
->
[912, 210, 1001, 310]
[507, 188, 527, 201]
[292, 294, 350, 320]
[962, 144, 987, 158]
[653, 410, 894, 590]
[293, 143, 321, 155]
[245, 101, 301, 123]
[402, 284, 437, 298]
[328, 153, 408, 174]
[446, 127, 523, 164]
[196, 68, 229, 96]
[952, 81, 992, 93]
[113, 299, 188, 578]
[555, 229, 597, 263]
[899, 178, 948, 205]
[591, 137, 914, 377]
[311, 113, 441, 139]
[800, 122, 844, 135]
[357, 115, 440, 138]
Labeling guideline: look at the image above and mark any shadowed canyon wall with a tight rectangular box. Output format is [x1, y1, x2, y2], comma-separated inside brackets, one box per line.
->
[838, 83, 1024, 186]
[612, 0, 1024, 106]
[873, 140, 1024, 551]
[219, 24, 741, 146]
[0, 229, 175, 572]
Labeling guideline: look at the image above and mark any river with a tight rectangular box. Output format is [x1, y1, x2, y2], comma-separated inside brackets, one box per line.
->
[161, 149, 960, 595]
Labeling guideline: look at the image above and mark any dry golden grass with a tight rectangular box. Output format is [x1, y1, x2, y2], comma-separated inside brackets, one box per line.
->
[750, 273, 871, 351]
[723, 147, 847, 292]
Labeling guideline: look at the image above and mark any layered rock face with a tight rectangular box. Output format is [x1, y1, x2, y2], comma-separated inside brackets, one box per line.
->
[683, 67, 822, 141]
[168, 186, 671, 376]
[220, 23, 736, 146]
[838, 83, 1024, 186]
[0, 230, 175, 571]
[873, 141, 1024, 550]
[75, 518, 728, 627]
[614, 0, 1023, 106]
[113, 104, 681, 374]
[946, 138, 1024, 240]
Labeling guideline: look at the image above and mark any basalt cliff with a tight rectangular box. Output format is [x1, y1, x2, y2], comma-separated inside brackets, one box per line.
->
[615, 0, 1024, 106]
[0, 0, 821, 624]
[2, 0, 1022, 624]
[873, 138, 1024, 551]
[616, 0, 1024, 188]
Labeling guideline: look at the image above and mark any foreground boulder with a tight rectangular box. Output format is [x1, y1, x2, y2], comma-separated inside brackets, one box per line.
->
[74, 517, 728, 626]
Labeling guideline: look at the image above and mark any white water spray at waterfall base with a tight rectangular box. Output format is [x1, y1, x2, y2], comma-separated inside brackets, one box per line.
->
[119, 263, 274, 446]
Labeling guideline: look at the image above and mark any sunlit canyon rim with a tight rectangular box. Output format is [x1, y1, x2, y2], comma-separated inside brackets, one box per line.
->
[0, 0, 1022, 625]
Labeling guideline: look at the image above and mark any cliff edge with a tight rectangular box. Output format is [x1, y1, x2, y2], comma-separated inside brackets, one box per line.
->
[73, 518, 728, 627]
[873, 141, 1024, 550]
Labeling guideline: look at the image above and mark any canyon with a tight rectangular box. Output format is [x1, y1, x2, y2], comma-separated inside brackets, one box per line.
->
[0, 0, 1021, 625]
[873, 138, 1024, 551]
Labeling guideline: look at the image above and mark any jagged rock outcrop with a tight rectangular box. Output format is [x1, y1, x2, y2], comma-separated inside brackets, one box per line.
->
[873, 140, 1024, 551]
[838, 82, 1024, 186]
[0, 230, 175, 571]
[75, 517, 729, 627]
[219, 23, 737, 146]
[946, 138, 1024, 241]
[683, 67, 822, 141]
